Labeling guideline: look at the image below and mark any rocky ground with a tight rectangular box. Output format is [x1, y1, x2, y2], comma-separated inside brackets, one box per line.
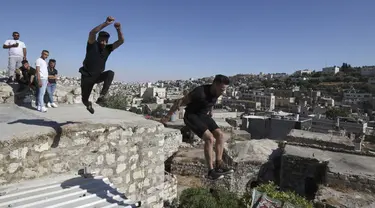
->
[316, 186, 375, 208]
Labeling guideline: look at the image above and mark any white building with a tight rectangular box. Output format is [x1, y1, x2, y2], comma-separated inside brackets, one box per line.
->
[294, 69, 313, 76]
[239, 91, 275, 111]
[140, 87, 166, 100]
[322, 66, 340, 74]
[360, 66, 375, 76]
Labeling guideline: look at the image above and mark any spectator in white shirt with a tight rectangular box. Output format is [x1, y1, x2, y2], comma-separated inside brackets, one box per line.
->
[2, 32, 27, 83]
[35, 50, 49, 112]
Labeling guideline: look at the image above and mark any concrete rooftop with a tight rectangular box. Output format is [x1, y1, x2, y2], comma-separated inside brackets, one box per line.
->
[285, 145, 375, 178]
[0, 104, 161, 141]
[288, 129, 354, 146]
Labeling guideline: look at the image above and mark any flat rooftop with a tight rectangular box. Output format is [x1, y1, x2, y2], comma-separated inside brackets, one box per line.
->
[288, 129, 354, 146]
[285, 145, 375, 178]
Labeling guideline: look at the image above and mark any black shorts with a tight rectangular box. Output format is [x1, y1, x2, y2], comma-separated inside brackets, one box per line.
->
[183, 113, 219, 138]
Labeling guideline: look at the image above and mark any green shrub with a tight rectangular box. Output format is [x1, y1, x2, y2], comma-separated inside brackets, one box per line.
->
[256, 182, 313, 208]
[102, 91, 129, 110]
[178, 188, 245, 208]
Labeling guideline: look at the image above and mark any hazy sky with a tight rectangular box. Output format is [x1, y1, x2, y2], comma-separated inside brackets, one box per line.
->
[0, 0, 374, 82]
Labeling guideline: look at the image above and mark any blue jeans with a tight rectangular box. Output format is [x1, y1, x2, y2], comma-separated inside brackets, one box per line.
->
[37, 79, 48, 108]
[47, 83, 57, 103]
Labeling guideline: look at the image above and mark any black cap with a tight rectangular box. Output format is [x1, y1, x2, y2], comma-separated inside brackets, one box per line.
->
[98, 31, 110, 38]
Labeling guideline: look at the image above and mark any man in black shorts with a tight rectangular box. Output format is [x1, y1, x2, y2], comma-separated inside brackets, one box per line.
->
[79, 16, 125, 114]
[161, 74, 234, 180]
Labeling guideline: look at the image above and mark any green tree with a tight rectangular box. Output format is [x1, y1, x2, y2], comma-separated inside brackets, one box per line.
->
[101, 91, 129, 110]
[325, 108, 350, 119]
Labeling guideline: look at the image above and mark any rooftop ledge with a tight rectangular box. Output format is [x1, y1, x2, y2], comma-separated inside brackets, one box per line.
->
[0, 104, 165, 143]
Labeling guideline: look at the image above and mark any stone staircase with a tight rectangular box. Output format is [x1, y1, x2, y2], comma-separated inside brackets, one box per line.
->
[0, 174, 141, 208]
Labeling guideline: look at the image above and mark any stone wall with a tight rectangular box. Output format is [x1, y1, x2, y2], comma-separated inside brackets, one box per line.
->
[279, 154, 326, 196]
[0, 76, 131, 104]
[0, 122, 181, 208]
[163, 172, 178, 203]
[326, 171, 375, 193]
[0, 83, 13, 103]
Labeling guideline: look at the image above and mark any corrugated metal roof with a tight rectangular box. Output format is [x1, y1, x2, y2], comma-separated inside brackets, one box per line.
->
[0, 174, 141, 208]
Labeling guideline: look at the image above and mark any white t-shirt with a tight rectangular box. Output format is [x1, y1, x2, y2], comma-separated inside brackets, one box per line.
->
[35, 58, 48, 80]
[3, 39, 26, 57]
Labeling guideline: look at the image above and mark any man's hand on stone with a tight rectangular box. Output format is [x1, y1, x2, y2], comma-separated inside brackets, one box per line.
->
[160, 116, 170, 125]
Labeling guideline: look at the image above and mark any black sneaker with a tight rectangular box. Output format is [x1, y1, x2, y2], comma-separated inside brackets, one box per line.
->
[95, 95, 106, 107]
[207, 169, 224, 180]
[86, 102, 95, 114]
[215, 160, 234, 175]
[6, 77, 13, 84]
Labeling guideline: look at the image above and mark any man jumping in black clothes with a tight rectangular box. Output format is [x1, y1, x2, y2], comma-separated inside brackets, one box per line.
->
[161, 74, 234, 180]
[79, 16, 125, 114]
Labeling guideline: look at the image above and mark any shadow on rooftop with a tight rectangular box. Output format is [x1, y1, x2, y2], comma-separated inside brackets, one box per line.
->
[7, 119, 79, 148]
[60, 176, 141, 207]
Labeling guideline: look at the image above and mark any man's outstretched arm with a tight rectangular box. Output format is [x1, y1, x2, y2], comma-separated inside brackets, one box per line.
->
[112, 22, 125, 50]
[161, 94, 192, 123]
[88, 16, 115, 44]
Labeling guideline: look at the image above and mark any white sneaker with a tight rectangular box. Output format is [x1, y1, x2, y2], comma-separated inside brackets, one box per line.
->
[51, 103, 58, 108]
[47, 103, 51, 108]
[39, 106, 48, 112]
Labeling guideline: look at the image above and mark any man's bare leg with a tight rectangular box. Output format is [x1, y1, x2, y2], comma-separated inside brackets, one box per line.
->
[202, 130, 224, 180]
[213, 128, 234, 174]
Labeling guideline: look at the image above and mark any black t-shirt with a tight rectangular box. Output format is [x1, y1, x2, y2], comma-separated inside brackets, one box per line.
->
[184, 84, 218, 115]
[16, 66, 36, 85]
[48, 68, 58, 83]
[82, 41, 113, 76]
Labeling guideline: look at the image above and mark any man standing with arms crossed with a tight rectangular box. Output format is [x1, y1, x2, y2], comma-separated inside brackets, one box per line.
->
[79, 16, 125, 114]
[161, 74, 234, 180]
[3, 32, 27, 83]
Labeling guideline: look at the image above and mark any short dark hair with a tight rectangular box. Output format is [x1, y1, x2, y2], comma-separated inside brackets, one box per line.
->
[13, 32, 19, 35]
[42, 50, 49, 54]
[98, 31, 110, 38]
[213, 74, 230, 85]
[49, 59, 56, 63]
[22, 60, 28, 65]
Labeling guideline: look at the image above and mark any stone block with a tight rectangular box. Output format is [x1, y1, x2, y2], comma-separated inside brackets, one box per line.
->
[128, 184, 136, 193]
[8, 163, 20, 173]
[116, 164, 126, 174]
[34, 142, 50, 152]
[96, 155, 104, 165]
[101, 168, 114, 177]
[106, 153, 116, 165]
[52, 163, 69, 173]
[125, 173, 131, 184]
[133, 170, 145, 180]
[73, 137, 90, 146]
[9, 147, 28, 160]
[99, 144, 109, 152]
[117, 155, 125, 162]
[107, 130, 121, 140]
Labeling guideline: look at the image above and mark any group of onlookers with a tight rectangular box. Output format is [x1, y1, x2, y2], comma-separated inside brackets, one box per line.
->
[3, 32, 58, 112]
